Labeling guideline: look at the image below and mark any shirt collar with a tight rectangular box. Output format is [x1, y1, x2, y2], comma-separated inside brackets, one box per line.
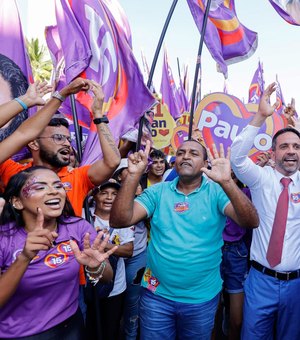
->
[170, 175, 207, 195]
[274, 169, 300, 184]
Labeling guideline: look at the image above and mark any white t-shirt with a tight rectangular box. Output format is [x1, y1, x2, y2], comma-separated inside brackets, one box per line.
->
[93, 214, 134, 296]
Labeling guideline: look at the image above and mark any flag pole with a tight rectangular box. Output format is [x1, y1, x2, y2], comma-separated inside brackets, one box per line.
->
[70, 94, 82, 162]
[188, 0, 212, 139]
[136, 0, 179, 151]
[177, 57, 181, 81]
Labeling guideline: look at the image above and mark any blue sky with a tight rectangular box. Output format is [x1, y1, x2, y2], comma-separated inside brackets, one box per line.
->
[18, 0, 300, 107]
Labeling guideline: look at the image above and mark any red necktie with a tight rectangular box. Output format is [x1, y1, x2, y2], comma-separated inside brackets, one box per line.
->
[266, 177, 292, 268]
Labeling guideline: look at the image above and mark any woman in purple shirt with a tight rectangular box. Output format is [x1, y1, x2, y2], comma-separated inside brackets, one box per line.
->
[0, 166, 116, 339]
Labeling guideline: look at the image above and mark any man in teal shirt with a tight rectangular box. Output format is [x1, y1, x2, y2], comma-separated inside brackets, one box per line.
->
[110, 140, 258, 340]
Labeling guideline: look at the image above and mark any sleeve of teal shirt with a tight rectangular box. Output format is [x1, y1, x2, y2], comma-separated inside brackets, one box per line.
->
[135, 185, 159, 218]
[215, 183, 230, 215]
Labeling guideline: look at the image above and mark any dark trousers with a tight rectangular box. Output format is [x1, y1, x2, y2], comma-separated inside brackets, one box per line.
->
[86, 292, 126, 340]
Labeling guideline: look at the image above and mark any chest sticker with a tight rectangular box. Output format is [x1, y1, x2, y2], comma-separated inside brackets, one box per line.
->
[291, 192, 300, 203]
[174, 202, 189, 213]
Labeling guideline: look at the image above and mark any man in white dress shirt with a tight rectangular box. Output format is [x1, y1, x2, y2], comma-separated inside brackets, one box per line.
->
[231, 83, 300, 339]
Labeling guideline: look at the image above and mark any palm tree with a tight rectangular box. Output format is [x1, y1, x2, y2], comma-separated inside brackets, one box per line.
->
[26, 37, 52, 82]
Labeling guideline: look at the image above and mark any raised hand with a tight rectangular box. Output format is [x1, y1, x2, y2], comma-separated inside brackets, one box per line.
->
[90, 81, 105, 117]
[21, 208, 58, 261]
[284, 98, 296, 126]
[201, 143, 231, 184]
[127, 140, 151, 176]
[60, 77, 92, 97]
[258, 83, 278, 118]
[22, 81, 52, 107]
[288, 115, 300, 132]
[256, 151, 271, 167]
[70, 232, 117, 269]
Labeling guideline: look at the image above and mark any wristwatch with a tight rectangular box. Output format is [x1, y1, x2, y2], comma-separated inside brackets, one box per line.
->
[52, 91, 66, 102]
[93, 116, 109, 124]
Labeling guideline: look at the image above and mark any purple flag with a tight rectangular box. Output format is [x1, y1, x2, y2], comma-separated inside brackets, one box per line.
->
[186, 0, 258, 78]
[275, 75, 286, 115]
[0, 0, 34, 160]
[45, 25, 65, 86]
[102, 0, 132, 47]
[55, 0, 156, 164]
[178, 74, 190, 113]
[248, 61, 265, 104]
[269, 0, 300, 25]
[160, 50, 182, 120]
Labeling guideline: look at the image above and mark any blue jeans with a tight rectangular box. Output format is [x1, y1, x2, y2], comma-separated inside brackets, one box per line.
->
[140, 288, 220, 340]
[221, 240, 248, 293]
[242, 267, 300, 340]
[123, 249, 147, 340]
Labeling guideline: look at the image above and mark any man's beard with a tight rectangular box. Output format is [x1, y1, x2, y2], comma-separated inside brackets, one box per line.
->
[39, 148, 70, 168]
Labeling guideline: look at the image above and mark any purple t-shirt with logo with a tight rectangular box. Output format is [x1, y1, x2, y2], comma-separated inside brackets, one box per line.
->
[222, 187, 251, 242]
[0, 217, 96, 338]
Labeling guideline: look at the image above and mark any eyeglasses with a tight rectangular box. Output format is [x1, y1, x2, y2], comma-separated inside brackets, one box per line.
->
[37, 134, 72, 145]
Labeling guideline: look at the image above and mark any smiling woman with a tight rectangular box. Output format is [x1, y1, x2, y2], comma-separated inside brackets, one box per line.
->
[0, 166, 117, 339]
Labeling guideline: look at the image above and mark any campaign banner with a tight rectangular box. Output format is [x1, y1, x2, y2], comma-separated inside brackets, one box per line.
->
[194, 93, 286, 161]
[152, 101, 176, 149]
[0, 0, 34, 160]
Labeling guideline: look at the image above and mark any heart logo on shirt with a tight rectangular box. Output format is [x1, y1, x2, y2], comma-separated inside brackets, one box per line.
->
[45, 253, 68, 268]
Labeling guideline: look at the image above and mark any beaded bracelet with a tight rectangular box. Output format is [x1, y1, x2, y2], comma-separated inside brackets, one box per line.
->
[85, 261, 106, 286]
[14, 98, 28, 110]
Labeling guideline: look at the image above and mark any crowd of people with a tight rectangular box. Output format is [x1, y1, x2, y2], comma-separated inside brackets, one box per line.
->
[0, 76, 299, 340]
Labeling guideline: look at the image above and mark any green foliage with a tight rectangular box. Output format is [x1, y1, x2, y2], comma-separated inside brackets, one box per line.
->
[26, 37, 52, 82]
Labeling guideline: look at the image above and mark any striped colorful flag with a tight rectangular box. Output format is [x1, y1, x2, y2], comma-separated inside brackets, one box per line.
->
[269, 0, 300, 26]
[160, 49, 182, 120]
[0, 0, 34, 160]
[248, 61, 264, 104]
[186, 0, 258, 78]
[55, 0, 156, 164]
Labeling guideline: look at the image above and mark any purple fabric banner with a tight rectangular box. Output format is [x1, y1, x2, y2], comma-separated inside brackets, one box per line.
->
[55, 0, 156, 164]
[248, 61, 264, 104]
[269, 0, 300, 25]
[45, 25, 65, 86]
[186, 0, 258, 78]
[275, 75, 286, 115]
[160, 50, 182, 120]
[178, 76, 190, 113]
[0, 0, 34, 160]
[102, 0, 132, 47]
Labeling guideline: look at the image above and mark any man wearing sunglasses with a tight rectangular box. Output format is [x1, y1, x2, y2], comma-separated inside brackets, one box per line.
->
[0, 80, 120, 216]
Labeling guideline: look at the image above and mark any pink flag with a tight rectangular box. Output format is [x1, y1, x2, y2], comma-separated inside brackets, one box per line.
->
[0, 0, 34, 160]
[186, 0, 258, 78]
[55, 0, 156, 164]
[248, 61, 264, 104]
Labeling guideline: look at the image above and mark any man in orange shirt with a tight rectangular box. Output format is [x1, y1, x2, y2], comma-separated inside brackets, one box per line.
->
[0, 80, 120, 216]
